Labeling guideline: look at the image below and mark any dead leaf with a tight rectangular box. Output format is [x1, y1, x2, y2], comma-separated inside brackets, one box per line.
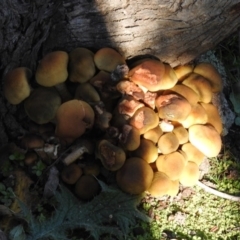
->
[43, 166, 59, 198]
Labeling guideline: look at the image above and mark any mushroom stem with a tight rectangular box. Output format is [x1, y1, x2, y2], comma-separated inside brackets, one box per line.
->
[62, 145, 89, 165]
[54, 83, 72, 102]
[197, 180, 240, 202]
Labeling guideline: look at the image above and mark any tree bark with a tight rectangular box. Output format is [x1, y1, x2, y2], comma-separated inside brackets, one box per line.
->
[0, 0, 240, 145]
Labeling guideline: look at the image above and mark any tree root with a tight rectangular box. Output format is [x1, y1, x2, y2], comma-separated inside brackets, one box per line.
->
[197, 180, 240, 202]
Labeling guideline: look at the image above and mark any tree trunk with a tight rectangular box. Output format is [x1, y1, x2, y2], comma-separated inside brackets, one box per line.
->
[1, 0, 240, 145]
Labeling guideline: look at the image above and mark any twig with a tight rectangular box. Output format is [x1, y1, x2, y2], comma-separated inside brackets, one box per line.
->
[197, 180, 240, 202]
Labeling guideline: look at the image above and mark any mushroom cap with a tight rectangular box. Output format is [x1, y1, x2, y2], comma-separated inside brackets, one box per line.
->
[36, 51, 69, 87]
[128, 59, 165, 91]
[119, 125, 141, 151]
[24, 87, 61, 124]
[68, 48, 96, 83]
[173, 64, 194, 81]
[163, 84, 199, 106]
[182, 73, 212, 103]
[200, 102, 223, 134]
[21, 134, 45, 149]
[129, 106, 159, 134]
[147, 171, 172, 197]
[83, 163, 101, 177]
[4, 67, 32, 105]
[132, 138, 158, 163]
[116, 157, 154, 195]
[143, 125, 163, 144]
[193, 62, 223, 93]
[156, 151, 186, 180]
[168, 180, 180, 197]
[179, 103, 208, 128]
[61, 163, 83, 184]
[55, 99, 94, 143]
[179, 161, 200, 187]
[97, 139, 126, 171]
[143, 91, 157, 109]
[188, 124, 222, 157]
[94, 47, 126, 72]
[74, 82, 100, 104]
[181, 143, 205, 166]
[155, 93, 192, 121]
[158, 132, 179, 154]
[173, 125, 189, 144]
[74, 175, 101, 200]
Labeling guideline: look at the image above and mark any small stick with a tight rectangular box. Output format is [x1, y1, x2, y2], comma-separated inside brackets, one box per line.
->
[197, 180, 240, 202]
[62, 146, 89, 165]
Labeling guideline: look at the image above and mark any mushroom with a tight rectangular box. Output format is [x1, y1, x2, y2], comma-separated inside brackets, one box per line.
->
[35, 51, 71, 101]
[128, 59, 163, 91]
[179, 103, 208, 128]
[143, 125, 163, 144]
[172, 125, 189, 144]
[24, 87, 61, 124]
[94, 47, 126, 72]
[155, 93, 192, 122]
[181, 143, 205, 166]
[193, 62, 223, 93]
[97, 139, 126, 171]
[129, 106, 159, 134]
[200, 102, 223, 134]
[156, 151, 186, 180]
[74, 175, 101, 201]
[119, 124, 141, 151]
[68, 47, 96, 83]
[147, 171, 172, 197]
[55, 100, 95, 144]
[83, 163, 100, 177]
[188, 124, 222, 157]
[61, 163, 83, 185]
[94, 102, 112, 130]
[24, 152, 38, 166]
[173, 64, 194, 81]
[143, 91, 157, 109]
[159, 119, 174, 132]
[20, 134, 45, 149]
[116, 157, 154, 195]
[158, 132, 179, 154]
[163, 84, 199, 106]
[179, 161, 200, 187]
[182, 73, 212, 103]
[131, 138, 158, 163]
[74, 82, 100, 105]
[3, 67, 32, 105]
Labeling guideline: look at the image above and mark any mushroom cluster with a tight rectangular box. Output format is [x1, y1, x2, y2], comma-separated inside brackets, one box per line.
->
[3, 47, 223, 199]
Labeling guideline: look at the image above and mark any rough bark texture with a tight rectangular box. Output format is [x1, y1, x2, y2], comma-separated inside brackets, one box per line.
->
[1, 0, 240, 145]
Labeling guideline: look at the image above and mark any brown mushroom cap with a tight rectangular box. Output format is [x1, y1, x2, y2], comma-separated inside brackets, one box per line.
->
[61, 163, 83, 185]
[158, 132, 179, 155]
[129, 106, 159, 134]
[181, 143, 205, 166]
[147, 171, 172, 197]
[188, 124, 222, 157]
[155, 93, 192, 122]
[143, 91, 157, 109]
[4, 67, 32, 105]
[200, 102, 223, 134]
[94, 47, 126, 72]
[128, 59, 165, 91]
[156, 151, 186, 180]
[163, 84, 199, 106]
[193, 62, 223, 93]
[97, 140, 126, 171]
[173, 126, 189, 144]
[179, 103, 208, 128]
[24, 87, 61, 124]
[55, 99, 94, 143]
[143, 125, 163, 144]
[179, 161, 200, 187]
[119, 125, 141, 151]
[83, 163, 100, 177]
[132, 138, 158, 163]
[74, 175, 101, 200]
[21, 134, 45, 149]
[173, 64, 194, 81]
[182, 73, 212, 103]
[68, 48, 96, 83]
[74, 82, 100, 105]
[36, 51, 69, 87]
[116, 157, 154, 195]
